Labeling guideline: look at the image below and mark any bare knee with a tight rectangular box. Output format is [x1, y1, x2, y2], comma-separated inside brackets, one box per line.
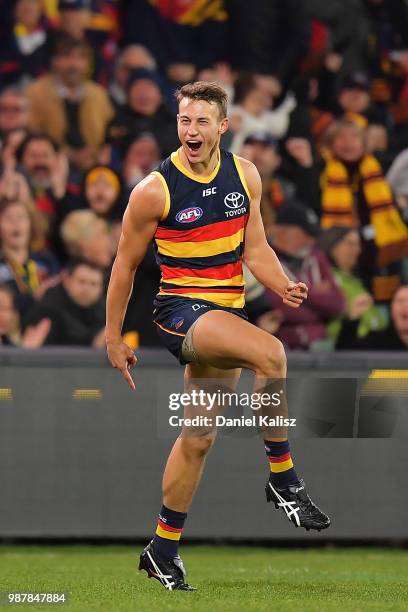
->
[179, 434, 215, 460]
[255, 338, 287, 378]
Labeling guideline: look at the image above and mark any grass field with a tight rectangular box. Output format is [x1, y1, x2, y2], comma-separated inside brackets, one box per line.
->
[0, 546, 407, 612]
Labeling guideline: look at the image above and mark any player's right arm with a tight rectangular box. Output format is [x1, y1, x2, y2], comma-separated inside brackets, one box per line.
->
[105, 174, 165, 389]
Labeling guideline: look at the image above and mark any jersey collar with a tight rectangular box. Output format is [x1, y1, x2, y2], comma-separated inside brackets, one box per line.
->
[171, 148, 221, 184]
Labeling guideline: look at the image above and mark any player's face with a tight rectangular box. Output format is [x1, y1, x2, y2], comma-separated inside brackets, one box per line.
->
[177, 98, 228, 163]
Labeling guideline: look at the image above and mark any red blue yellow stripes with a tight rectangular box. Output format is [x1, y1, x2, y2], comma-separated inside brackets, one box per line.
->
[155, 519, 183, 541]
[268, 452, 294, 473]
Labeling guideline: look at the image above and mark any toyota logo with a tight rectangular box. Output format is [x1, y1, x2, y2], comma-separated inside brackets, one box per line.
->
[224, 192, 245, 209]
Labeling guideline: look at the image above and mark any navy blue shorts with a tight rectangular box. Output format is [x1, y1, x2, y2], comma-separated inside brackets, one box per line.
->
[153, 295, 248, 365]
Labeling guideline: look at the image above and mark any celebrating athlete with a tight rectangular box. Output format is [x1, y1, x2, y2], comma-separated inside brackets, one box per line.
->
[106, 82, 330, 592]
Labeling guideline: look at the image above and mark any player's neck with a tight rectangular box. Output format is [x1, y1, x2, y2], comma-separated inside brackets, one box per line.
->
[178, 145, 220, 177]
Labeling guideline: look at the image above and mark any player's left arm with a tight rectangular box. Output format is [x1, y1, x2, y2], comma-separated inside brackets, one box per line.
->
[240, 157, 308, 308]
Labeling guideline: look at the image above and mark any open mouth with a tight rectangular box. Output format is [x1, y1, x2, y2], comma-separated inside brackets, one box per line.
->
[186, 140, 203, 155]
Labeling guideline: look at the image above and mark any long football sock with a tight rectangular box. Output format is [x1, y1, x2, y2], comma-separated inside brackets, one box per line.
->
[152, 505, 187, 560]
[264, 439, 300, 488]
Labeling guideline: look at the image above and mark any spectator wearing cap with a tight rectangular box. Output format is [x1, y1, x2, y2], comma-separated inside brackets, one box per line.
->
[25, 34, 114, 170]
[319, 226, 387, 344]
[265, 201, 345, 350]
[316, 71, 371, 125]
[107, 68, 178, 158]
[0, 0, 50, 87]
[320, 118, 408, 303]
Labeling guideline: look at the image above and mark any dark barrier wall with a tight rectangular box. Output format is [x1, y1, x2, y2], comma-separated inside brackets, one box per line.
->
[0, 349, 407, 540]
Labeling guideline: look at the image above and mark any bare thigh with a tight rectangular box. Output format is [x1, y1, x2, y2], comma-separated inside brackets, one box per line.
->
[190, 310, 285, 372]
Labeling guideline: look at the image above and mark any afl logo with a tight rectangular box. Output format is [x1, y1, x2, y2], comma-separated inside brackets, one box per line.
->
[224, 192, 245, 209]
[176, 206, 203, 223]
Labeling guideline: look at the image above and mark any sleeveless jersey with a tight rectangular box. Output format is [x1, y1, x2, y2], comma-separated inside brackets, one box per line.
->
[152, 148, 251, 309]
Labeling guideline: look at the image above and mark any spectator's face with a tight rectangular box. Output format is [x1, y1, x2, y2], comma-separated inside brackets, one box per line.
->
[116, 48, 155, 86]
[178, 98, 228, 164]
[15, 0, 42, 29]
[59, 9, 88, 38]
[274, 225, 313, 257]
[391, 287, 408, 335]
[0, 289, 15, 335]
[241, 86, 270, 116]
[85, 175, 118, 216]
[0, 203, 31, 250]
[128, 79, 162, 115]
[243, 142, 280, 175]
[365, 124, 388, 153]
[331, 230, 361, 272]
[338, 88, 370, 114]
[79, 219, 113, 268]
[331, 126, 364, 162]
[21, 139, 57, 188]
[0, 92, 29, 133]
[64, 265, 103, 307]
[53, 49, 88, 87]
[124, 137, 160, 177]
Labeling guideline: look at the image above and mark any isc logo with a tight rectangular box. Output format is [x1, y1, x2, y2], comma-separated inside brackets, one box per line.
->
[176, 206, 203, 223]
[202, 187, 217, 197]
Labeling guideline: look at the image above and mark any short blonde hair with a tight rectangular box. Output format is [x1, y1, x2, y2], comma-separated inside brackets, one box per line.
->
[60, 210, 108, 256]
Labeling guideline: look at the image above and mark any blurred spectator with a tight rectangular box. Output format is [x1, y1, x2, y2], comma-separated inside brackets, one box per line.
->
[0, 283, 51, 347]
[0, 0, 50, 87]
[23, 258, 106, 346]
[226, 0, 310, 90]
[228, 74, 296, 153]
[0, 88, 30, 143]
[320, 119, 408, 302]
[16, 133, 69, 220]
[0, 198, 59, 320]
[56, 0, 89, 40]
[387, 148, 408, 224]
[122, 0, 227, 76]
[83, 165, 123, 220]
[107, 68, 178, 157]
[50, 0, 118, 85]
[122, 133, 160, 195]
[241, 132, 320, 233]
[82, 165, 123, 252]
[60, 209, 113, 268]
[109, 45, 157, 108]
[319, 226, 387, 343]
[25, 35, 114, 170]
[337, 284, 408, 350]
[1, 127, 30, 169]
[266, 201, 345, 349]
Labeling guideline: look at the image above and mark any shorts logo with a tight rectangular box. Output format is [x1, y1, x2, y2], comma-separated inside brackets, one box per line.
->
[224, 192, 245, 209]
[192, 303, 209, 311]
[171, 316, 184, 330]
[176, 206, 203, 223]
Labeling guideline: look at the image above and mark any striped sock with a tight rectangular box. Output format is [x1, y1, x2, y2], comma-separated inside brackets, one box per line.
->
[152, 505, 187, 560]
[264, 440, 299, 488]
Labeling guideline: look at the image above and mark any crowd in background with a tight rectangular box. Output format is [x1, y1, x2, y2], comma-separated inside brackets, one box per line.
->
[1, 0, 408, 352]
